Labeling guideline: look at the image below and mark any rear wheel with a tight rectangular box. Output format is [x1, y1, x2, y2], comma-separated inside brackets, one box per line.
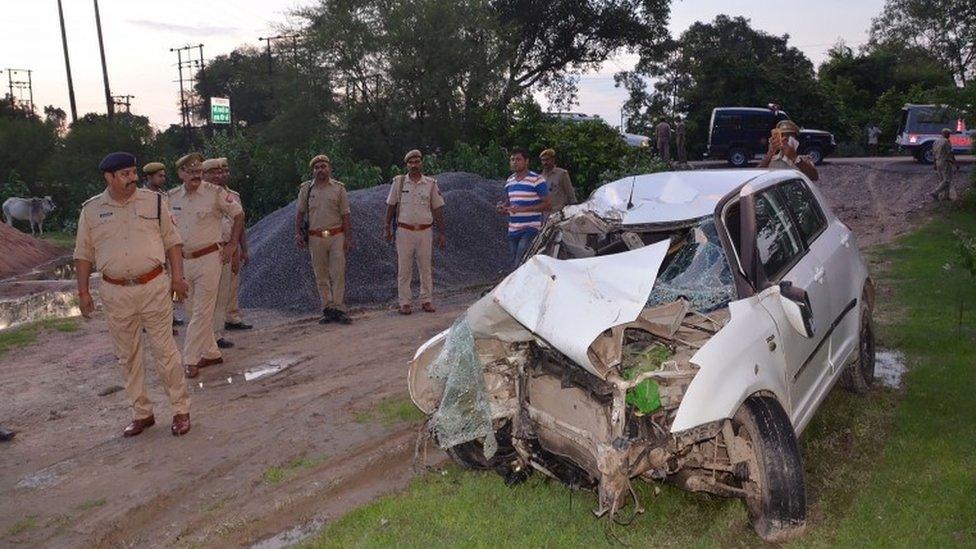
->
[728, 147, 749, 167]
[918, 143, 935, 164]
[732, 397, 807, 542]
[802, 145, 824, 165]
[842, 300, 875, 393]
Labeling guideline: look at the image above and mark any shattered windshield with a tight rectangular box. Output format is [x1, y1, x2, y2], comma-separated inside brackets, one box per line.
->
[646, 217, 736, 313]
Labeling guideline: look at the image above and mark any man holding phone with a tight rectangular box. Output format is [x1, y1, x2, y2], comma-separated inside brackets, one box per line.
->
[759, 120, 819, 181]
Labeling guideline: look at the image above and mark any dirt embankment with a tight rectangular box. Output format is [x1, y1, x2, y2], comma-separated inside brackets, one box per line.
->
[0, 158, 971, 547]
[0, 223, 65, 279]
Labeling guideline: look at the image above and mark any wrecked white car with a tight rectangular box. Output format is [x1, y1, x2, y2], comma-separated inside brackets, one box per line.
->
[408, 170, 875, 541]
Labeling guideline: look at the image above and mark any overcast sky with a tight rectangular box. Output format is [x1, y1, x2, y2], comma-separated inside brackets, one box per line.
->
[2, 0, 883, 130]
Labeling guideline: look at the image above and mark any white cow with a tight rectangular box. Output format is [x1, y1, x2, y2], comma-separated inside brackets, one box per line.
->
[2, 196, 57, 235]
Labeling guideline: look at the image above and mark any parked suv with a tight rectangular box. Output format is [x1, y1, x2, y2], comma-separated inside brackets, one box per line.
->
[706, 107, 836, 167]
[895, 104, 973, 164]
[409, 169, 874, 542]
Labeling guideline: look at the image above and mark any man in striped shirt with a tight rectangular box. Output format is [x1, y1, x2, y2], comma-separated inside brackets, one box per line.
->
[498, 148, 551, 266]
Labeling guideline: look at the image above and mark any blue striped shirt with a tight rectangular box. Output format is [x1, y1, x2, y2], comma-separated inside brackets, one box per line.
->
[506, 171, 549, 237]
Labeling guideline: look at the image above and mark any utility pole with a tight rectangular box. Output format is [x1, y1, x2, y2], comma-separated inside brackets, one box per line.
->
[4, 68, 36, 115]
[93, 0, 113, 117]
[170, 44, 205, 148]
[112, 94, 135, 114]
[56, 0, 77, 123]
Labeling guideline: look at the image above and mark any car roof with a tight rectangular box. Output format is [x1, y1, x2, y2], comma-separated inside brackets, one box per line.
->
[713, 107, 778, 114]
[583, 170, 768, 225]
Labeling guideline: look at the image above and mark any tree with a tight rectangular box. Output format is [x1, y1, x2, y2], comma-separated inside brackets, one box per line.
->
[618, 15, 840, 157]
[871, 0, 976, 85]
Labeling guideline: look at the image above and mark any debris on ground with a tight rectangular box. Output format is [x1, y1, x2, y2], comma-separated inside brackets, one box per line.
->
[97, 385, 124, 397]
[0, 426, 15, 441]
[240, 172, 509, 311]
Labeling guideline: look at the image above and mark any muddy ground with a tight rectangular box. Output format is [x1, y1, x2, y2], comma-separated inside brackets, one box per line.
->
[0, 157, 971, 547]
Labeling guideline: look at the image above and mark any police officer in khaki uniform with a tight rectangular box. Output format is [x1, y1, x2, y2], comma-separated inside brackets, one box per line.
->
[202, 158, 237, 349]
[143, 162, 168, 193]
[296, 154, 354, 324]
[74, 152, 192, 437]
[930, 128, 958, 201]
[538, 149, 576, 213]
[383, 150, 446, 315]
[168, 153, 244, 378]
[219, 158, 252, 332]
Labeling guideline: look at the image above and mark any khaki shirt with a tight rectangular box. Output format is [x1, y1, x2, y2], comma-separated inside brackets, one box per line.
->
[542, 167, 576, 212]
[655, 122, 671, 141]
[168, 181, 243, 253]
[933, 136, 954, 167]
[297, 179, 351, 229]
[219, 187, 242, 243]
[386, 175, 445, 226]
[73, 188, 182, 279]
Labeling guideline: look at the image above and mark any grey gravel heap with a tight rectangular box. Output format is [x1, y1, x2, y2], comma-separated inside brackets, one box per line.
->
[240, 172, 510, 312]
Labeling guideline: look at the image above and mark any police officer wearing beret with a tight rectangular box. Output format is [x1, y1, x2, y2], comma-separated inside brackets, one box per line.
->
[74, 152, 193, 437]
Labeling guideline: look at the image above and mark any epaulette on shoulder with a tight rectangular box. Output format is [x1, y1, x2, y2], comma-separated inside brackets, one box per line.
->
[81, 194, 101, 207]
[167, 187, 180, 197]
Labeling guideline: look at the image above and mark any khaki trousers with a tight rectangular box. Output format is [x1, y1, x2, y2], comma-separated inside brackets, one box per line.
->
[933, 163, 954, 198]
[396, 227, 433, 306]
[213, 259, 233, 336]
[309, 233, 346, 310]
[226, 266, 242, 324]
[100, 274, 190, 419]
[657, 138, 671, 163]
[183, 252, 222, 365]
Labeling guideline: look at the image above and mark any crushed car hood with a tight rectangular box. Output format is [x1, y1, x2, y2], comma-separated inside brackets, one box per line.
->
[485, 240, 670, 378]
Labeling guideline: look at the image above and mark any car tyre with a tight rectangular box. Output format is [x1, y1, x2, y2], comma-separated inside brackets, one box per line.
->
[842, 299, 875, 393]
[727, 147, 749, 167]
[445, 422, 518, 473]
[733, 396, 806, 542]
[917, 143, 935, 164]
[802, 146, 824, 165]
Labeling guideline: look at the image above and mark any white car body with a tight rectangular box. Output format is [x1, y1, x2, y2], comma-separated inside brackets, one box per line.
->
[408, 169, 873, 539]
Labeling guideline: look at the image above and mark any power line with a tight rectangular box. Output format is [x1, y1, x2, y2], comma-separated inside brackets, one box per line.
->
[169, 43, 205, 145]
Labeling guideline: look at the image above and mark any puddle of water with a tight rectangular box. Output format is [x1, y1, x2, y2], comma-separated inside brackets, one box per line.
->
[3, 255, 75, 283]
[196, 356, 301, 390]
[251, 518, 325, 549]
[875, 349, 907, 388]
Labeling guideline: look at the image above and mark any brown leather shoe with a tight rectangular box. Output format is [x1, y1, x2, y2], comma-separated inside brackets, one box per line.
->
[184, 364, 199, 378]
[197, 357, 224, 368]
[421, 302, 436, 313]
[123, 415, 155, 438]
[171, 413, 191, 436]
[399, 304, 412, 315]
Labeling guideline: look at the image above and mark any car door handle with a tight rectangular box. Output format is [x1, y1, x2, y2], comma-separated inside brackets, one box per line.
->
[840, 233, 851, 247]
[814, 266, 825, 284]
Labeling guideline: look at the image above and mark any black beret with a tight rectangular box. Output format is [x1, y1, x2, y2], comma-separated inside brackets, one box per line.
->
[99, 152, 137, 173]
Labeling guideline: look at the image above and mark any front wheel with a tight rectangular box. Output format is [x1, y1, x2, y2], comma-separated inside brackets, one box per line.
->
[917, 144, 935, 164]
[732, 397, 807, 542]
[842, 300, 875, 393]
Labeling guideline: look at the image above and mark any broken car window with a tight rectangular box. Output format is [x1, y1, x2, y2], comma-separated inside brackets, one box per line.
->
[780, 179, 827, 246]
[646, 218, 737, 313]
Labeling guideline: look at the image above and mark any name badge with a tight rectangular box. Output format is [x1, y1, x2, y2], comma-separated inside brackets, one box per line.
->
[99, 212, 113, 218]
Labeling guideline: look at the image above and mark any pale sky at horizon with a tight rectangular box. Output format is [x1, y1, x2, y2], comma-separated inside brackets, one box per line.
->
[2, 0, 884, 130]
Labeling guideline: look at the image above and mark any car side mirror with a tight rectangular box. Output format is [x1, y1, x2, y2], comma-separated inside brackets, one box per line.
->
[779, 281, 814, 338]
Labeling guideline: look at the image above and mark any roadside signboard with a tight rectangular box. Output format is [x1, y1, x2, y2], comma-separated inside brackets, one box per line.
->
[210, 97, 231, 125]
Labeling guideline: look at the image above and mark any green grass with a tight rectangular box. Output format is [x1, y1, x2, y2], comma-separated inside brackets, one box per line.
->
[353, 394, 425, 427]
[74, 498, 106, 512]
[262, 454, 330, 484]
[306, 211, 976, 547]
[6, 516, 37, 536]
[0, 317, 79, 358]
[38, 230, 75, 249]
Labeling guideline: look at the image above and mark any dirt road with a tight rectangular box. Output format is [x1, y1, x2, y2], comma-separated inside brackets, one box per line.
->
[0, 158, 971, 547]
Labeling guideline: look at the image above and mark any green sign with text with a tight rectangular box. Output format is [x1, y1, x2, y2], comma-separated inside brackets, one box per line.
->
[210, 97, 231, 124]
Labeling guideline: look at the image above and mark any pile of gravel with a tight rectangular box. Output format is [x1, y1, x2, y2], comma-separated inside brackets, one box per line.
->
[240, 172, 511, 312]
